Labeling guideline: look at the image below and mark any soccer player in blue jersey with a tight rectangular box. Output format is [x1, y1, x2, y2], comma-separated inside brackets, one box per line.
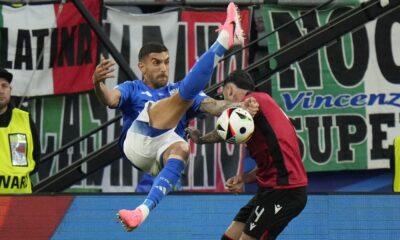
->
[92, 2, 257, 232]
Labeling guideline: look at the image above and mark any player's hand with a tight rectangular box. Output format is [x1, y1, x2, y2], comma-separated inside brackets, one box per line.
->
[185, 127, 203, 144]
[240, 97, 259, 117]
[225, 175, 244, 194]
[93, 56, 115, 85]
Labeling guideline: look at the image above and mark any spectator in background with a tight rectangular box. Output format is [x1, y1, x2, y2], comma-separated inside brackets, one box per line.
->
[0, 68, 40, 194]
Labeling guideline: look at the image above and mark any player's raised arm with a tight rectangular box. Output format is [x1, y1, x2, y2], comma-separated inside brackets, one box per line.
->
[93, 57, 121, 108]
[199, 96, 259, 116]
[199, 97, 241, 116]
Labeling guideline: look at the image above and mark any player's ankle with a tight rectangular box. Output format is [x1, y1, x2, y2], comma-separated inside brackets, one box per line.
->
[216, 30, 230, 50]
[143, 199, 156, 210]
[210, 40, 228, 57]
[138, 204, 150, 219]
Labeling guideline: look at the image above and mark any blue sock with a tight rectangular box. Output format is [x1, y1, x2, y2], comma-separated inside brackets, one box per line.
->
[178, 41, 226, 101]
[142, 159, 185, 211]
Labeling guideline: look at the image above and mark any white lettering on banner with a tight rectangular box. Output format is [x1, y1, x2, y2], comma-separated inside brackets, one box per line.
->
[263, 6, 400, 171]
[282, 92, 400, 111]
[105, 7, 179, 85]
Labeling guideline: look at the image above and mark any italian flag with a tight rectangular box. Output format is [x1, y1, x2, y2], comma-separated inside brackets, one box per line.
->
[0, 0, 100, 96]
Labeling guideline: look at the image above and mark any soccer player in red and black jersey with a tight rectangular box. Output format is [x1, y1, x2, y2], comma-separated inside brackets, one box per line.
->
[186, 70, 308, 240]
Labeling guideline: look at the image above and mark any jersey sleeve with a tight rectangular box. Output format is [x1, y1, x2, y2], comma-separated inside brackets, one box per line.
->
[116, 81, 136, 109]
[189, 91, 208, 114]
[177, 90, 208, 120]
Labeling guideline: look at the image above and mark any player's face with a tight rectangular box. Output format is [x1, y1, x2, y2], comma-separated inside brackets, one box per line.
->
[139, 52, 170, 89]
[0, 78, 11, 113]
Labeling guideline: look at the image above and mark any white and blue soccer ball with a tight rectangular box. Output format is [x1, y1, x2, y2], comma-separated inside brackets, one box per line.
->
[216, 107, 254, 144]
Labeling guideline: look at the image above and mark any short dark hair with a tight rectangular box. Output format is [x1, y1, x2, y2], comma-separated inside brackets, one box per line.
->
[223, 70, 255, 91]
[0, 68, 13, 83]
[138, 42, 168, 61]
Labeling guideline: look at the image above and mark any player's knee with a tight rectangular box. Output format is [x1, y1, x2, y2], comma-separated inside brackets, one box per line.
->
[166, 142, 190, 163]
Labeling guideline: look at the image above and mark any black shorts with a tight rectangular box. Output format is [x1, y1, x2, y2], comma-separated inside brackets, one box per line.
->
[233, 187, 307, 240]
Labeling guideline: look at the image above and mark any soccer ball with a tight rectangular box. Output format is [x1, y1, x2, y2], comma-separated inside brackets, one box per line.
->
[216, 107, 254, 144]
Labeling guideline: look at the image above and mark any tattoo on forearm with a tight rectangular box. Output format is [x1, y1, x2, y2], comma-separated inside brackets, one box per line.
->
[200, 98, 241, 116]
[199, 129, 224, 144]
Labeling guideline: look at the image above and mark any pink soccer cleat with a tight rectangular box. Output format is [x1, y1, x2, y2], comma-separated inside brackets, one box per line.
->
[117, 208, 144, 232]
[217, 2, 245, 48]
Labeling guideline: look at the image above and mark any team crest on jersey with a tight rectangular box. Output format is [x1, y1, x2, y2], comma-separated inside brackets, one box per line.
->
[9, 133, 28, 166]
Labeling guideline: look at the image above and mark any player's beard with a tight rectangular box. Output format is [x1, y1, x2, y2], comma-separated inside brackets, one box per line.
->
[155, 74, 168, 87]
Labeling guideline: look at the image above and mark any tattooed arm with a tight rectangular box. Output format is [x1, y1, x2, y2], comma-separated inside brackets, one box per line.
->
[185, 128, 224, 144]
[199, 97, 241, 116]
[199, 97, 259, 116]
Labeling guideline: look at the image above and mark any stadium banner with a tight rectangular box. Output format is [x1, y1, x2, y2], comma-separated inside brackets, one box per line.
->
[260, 5, 400, 171]
[29, 7, 252, 192]
[0, 0, 100, 96]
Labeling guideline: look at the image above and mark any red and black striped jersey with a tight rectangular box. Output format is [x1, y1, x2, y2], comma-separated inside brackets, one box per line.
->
[245, 92, 308, 189]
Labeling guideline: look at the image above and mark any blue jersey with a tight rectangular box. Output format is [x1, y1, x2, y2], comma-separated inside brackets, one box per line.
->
[116, 80, 207, 150]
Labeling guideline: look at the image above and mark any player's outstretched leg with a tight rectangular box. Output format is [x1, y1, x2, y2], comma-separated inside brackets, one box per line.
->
[216, 1, 245, 49]
[178, 2, 244, 101]
[117, 159, 185, 232]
